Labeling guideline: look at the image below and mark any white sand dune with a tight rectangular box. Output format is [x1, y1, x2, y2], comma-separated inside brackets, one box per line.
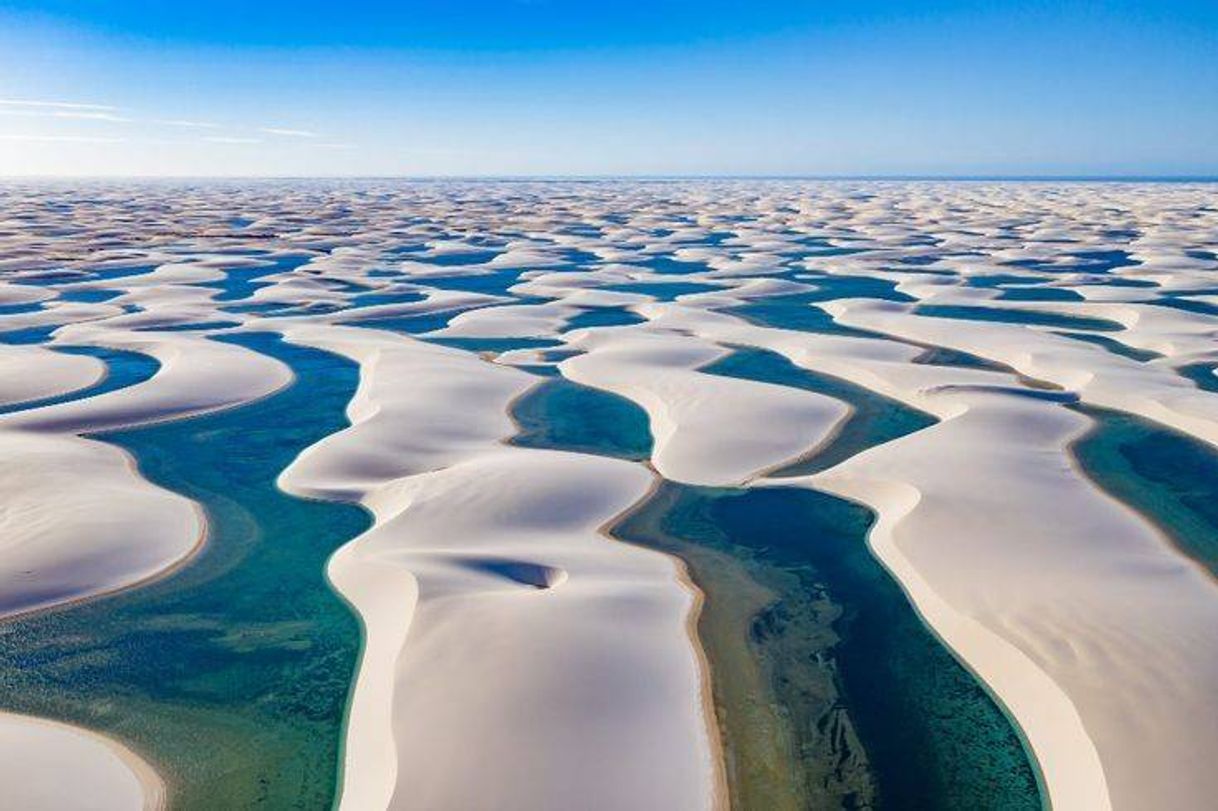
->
[0, 344, 102, 407]
[1, 330, 291, 434]
[0, 713, 162, 811]
[574, 301, 1218, 809]
[562, 327, 850, 485]
[0, 430, 200, 618]
[276, 323, 721, 810]
[0, 325, 292, 616]
[825, 298, 1218, 447]
[784, 387, 1218, 810]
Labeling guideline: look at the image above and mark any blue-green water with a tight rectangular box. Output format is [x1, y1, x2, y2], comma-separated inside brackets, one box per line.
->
[510, 377, 652, 460]
[0, 301, 44, 316]
[414, 268, 541, 297]
[995, 287, 1085, 302]
[0, 332, 369, 809]
[0, 325, 59, 344]
[509, 363, 1040, 810]
[602, 280, 725, 300]
[203, 254, 314, 302]
[0, 346, 160, 416]
[1073, 406, 1218, 576]
[916, 304, 1124, 332]
[1177, 362, 1218, 393]
[1154, 296, 1218, 318]
[702, 348, 937, 476]
[563, 307, 646, 330]
[638, 255, 711, 275]
[729, 292, 881, 338]
[346, 310, 467, 335]
[1051, 331, 1162, 362]
[967, 274, 1054, 289]
[56, 288, 123, 303]
[615, 483, 1042, 811]
[1005, 250, 1139, 275]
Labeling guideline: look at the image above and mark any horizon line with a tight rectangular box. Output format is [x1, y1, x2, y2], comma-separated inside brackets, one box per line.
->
[1, 173, 1216, 183]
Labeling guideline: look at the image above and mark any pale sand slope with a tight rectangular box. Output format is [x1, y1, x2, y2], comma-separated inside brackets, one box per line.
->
[276, 325, 719, 811]
[793, 388, 1218, 811]
[0, 325, 295, 808]
[0, 329, 293, 618]
[825, 298, 1218, 447]
[560, 326, 849, 486]
[0, 344, 102, 407]
[2, 328, 292, 433]
[0, 713, 163, 811]
[627, 304, 1218, 809]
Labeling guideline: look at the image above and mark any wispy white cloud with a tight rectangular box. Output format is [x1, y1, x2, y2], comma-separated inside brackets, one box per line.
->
[0, 108, 130, 122]
[0, 101, 327, 151]
[259, 127, 319, 138]
[0, 98, 117, 111]
[0, 134, 126, 143]
[151, 118, 220, 129]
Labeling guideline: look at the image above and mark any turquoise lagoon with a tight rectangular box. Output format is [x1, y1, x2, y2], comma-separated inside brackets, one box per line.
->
[507, 356, 1042, 810]
[0, 333, 368, 809]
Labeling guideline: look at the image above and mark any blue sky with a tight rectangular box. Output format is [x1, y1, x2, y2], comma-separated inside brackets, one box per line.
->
[0, 1, 1215, 176]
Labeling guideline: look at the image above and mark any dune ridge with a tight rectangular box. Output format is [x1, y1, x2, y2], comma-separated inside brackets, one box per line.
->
[275, 323, 721, 810]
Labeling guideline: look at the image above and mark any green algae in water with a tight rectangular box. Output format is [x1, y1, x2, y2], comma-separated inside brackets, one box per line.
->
[1072, 406, 1218, 576]
[0, 332, 369, 810]
[511, 365, 1040, 810]
[616, 484, 1043, 811]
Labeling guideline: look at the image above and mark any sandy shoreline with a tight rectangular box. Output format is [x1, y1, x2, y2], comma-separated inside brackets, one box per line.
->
[0, 712, 165, 811]
[277, 324, 720, 809]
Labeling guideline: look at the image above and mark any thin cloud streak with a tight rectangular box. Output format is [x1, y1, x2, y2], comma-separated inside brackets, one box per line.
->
[0, 134, 126, 143]
[0, 98, 118, 111]
[203, 135, 262, 144]
[152, 119, 220, 129]
[0, 110, 132, 122]
[259, 127, 319, 138]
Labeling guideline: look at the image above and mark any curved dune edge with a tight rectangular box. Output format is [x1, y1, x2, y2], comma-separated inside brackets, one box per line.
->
[0, 329, 293, 620]
[559, 326, 850, 486]
[826, 297, 1218, 451]
[567, 303, 1218, 809]
[596, 478, 731, 811]
[0, 344, 104, 409]
[275, 324, 721, 810]
[795, 471, 1109, 810]
[771, 379, 1218, 810]
[0, 280, 302, 809]
[0, 712, 165, 811]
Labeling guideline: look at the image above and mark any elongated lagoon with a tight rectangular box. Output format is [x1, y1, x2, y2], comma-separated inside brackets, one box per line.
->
[508, 362, 1042, 811]
[1073, 406, 1218, 576]
[0, 333, 368, 809]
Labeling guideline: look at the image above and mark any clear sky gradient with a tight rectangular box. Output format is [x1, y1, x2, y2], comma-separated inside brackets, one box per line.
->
[0, 1, 1215, 176]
